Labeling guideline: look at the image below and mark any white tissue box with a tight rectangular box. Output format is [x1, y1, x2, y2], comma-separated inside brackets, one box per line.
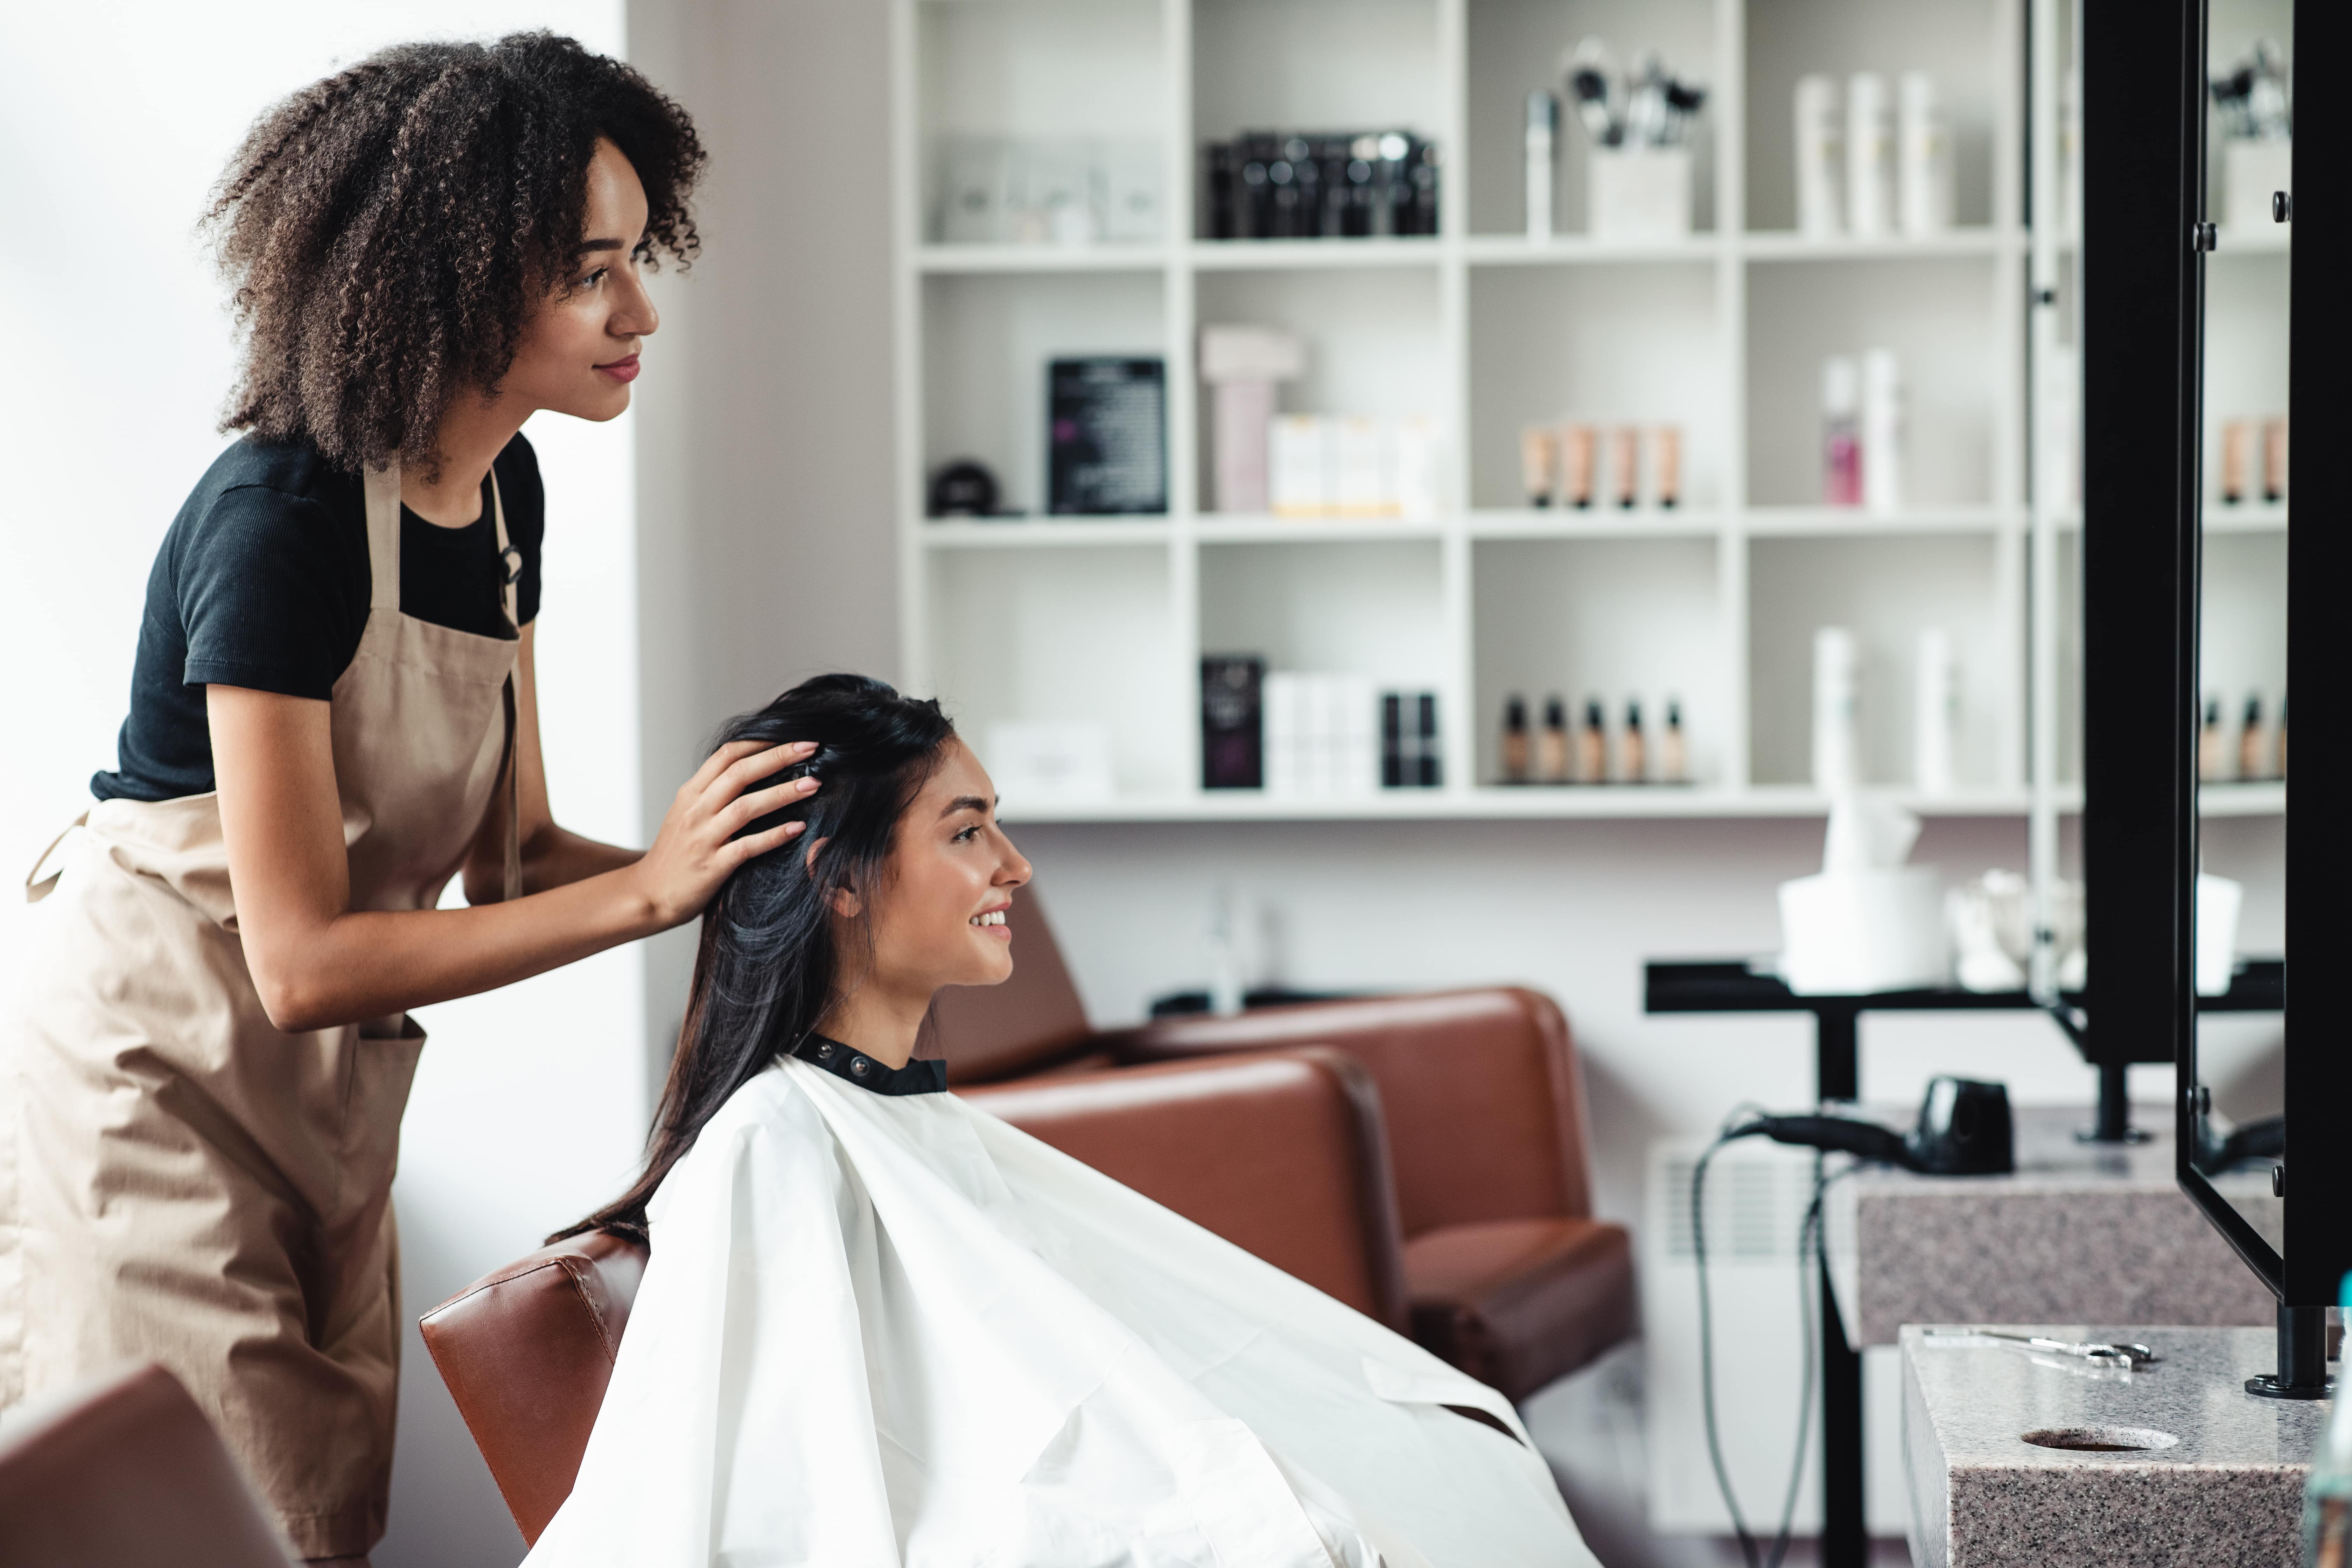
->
[1778, 867, 1949, 994]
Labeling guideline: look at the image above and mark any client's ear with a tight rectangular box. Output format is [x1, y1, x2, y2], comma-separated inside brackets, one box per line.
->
[829, 886, 863, 919]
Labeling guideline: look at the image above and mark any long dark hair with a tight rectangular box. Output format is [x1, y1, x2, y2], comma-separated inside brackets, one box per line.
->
[555, 674, 955, 1246]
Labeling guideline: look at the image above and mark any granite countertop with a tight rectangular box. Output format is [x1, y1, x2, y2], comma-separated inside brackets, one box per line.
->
[1824, 1105, 2278, 1347]
[1903, 1324, 2326, 1568]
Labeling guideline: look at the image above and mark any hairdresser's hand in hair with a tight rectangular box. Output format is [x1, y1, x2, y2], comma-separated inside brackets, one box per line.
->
[627, 740, 822, 928]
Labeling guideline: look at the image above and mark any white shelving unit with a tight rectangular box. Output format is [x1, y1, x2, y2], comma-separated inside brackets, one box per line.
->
[888, 0, 2278, 827]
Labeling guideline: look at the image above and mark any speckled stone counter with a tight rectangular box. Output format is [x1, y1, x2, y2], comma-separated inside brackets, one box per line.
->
[1902, 1324, 2325, 1568]
[1825, 1105, 2277, 1348]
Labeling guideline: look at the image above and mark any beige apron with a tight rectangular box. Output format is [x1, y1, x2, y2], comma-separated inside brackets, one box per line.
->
[0, 463, 520, 1559]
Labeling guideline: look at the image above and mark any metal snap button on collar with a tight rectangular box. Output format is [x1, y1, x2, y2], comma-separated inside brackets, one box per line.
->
[851, 1057, 870, 1076]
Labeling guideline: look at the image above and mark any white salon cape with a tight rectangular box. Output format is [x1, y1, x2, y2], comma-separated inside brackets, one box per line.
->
[524, 1041, 1597, 1568]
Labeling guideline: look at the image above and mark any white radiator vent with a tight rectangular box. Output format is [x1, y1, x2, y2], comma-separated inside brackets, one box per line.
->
[1659, 1152, 1821, 1261]
[1642, 1138, 1910, 1539]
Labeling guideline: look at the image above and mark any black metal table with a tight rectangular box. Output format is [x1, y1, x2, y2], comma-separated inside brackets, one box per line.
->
[1644, 958, 2284, 1567]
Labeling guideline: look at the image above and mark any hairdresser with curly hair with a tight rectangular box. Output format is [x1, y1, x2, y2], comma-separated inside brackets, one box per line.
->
[0, 35, 810, 1563]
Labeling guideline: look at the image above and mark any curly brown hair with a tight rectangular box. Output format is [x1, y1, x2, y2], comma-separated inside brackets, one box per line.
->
[207, 31, 706, 474]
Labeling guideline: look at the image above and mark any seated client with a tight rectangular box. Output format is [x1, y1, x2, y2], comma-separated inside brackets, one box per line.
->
[527, 674, 1595, 1567]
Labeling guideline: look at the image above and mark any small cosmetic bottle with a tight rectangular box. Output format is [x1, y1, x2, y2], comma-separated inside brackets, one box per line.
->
[1897, 71, 1954, 237]
[1654, 425, 1682, 508]
[1578, 698, 1608, 784]
[1520, 425, 1559, 507]
[1845, 72, 1894, 240]
[2238, 695, 2266, 781]
[1661, 698, 1689, 784]
[1611, 426, 1641, 509]
[1559, 423, 1598, 508]
[1861, 348, 1904, 518]
[1502, 694, 1531, 783]
[2220, 420, 2249, 504]
[2262, 416, 2288, 503]
[1539, 695, 1570, 784]
[2197, 696, 2223, 782]
[1795, 75, 1844, 239]
[1822, 358, 1862, 506]
[1526, 90, 1558, 240]
[1619, 698, 1647, 783]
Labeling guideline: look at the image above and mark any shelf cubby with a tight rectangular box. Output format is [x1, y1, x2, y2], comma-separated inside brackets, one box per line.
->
[1199, 539, 1449, 692]
[1466, 260, 1725, 510]
[922, 270, 1167, 518]
[928, 544, 1186, 797]
[1471, 536, 1727, 787]
[1747, 532, 2012, 789]
[1745, 255, 2013, 510]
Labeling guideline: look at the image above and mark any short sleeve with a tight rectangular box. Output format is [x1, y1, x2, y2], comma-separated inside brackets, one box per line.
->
[177, 485, 366, 700]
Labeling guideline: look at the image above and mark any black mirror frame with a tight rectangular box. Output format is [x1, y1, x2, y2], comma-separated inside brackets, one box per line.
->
[2088, 0, 2348, 1393]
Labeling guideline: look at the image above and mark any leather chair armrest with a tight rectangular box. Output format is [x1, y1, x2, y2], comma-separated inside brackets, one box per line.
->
[419, 1231, 648, 1546]
[0, 1362, 296, 1566]
[1095, 987, 1593, 1238]
[963, 1047, 1410, 1331]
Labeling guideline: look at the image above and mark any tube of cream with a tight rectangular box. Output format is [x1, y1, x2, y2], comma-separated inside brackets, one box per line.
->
[1520, 424, 1559, 507]
[1559, 422, 1597, 508]
[1654, 425, 1682, 508]
[1611, 425, 1641, 509]
[1846, 73, 1893, 240]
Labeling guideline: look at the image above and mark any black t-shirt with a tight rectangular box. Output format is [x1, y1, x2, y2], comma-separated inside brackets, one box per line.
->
[92, 434, 545, 803]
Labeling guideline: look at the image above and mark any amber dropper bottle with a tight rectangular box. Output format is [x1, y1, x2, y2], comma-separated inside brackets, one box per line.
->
[1502, 694, 1531, 784]
[1620, 698, 1647, 783]
[2197, 697, 2222, 783]
[2237, 695, 2266, 782]
[1661, 698, 1689, 784]
[1539, 695, 1570, 784]
[1579, 698, 1607, 784]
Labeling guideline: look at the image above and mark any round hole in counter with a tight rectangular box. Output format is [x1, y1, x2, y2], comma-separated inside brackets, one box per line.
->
[2020, 1426, 2180, 1453]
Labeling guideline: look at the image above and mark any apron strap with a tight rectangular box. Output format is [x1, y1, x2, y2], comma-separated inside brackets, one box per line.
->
[24, 814, 88, 903]
[362, 463, 403, 613]
[490, 468, 521, 903]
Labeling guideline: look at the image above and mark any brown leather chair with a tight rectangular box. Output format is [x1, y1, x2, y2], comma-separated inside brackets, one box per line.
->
[930, 891, 1636, 1401]
[0, 1361, 296, 1567]
[423, 1046, 1403, 1545]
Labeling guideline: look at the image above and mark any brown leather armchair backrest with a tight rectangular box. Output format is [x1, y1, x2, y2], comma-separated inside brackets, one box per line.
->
[1109, 987, 1594, 1238]
[419, 1228, 647, 1545]
[926, 884, 1096, 1082]
[966, 1047, 1410, 1330]
[0, 1361, 295, 1567]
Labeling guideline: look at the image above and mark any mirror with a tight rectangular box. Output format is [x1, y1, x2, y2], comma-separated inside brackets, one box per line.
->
[2188, 0, 2289, 1263]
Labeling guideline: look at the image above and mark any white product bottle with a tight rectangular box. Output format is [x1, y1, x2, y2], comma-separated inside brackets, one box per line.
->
[1845, 73, 1894, 240]
[1813, 626, 1861, 791]
[1861, 348, 1904, 517]
[1913, 627, 1958, 795]
[1526, 90, 1557, 240]
[1795, 75, 1844, 238]
[1898, 71, 1954, 237]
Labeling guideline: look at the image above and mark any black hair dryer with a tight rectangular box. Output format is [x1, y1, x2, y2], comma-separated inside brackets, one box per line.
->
[1738, 1076, 2014, 1175]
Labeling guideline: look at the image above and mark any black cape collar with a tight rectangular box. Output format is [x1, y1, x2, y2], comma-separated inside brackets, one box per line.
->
[791, 1034, 947, 1096]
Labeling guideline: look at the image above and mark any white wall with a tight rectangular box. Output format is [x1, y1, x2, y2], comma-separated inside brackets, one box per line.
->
[0, 8, 644, 1566]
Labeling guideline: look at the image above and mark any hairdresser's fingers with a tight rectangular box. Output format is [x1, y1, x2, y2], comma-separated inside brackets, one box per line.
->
[720, 776, 818, 833]
[710, 741, 809, 804]
[683, 738, 773, 796]
[729, 819, 808, 864]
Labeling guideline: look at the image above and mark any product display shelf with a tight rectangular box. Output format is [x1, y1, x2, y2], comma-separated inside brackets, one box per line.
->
[1739, 226, 2025, 261]
[893, 0, 2082, 824]
[917, 243, 1170, 274]
[2203, 502, 2290, 533]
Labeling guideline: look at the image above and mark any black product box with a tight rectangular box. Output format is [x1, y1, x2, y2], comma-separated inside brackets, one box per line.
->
[1381, 689, 1442, 788]
[1048, 357, 1166, 515]
[1202, 656, 1265, 789]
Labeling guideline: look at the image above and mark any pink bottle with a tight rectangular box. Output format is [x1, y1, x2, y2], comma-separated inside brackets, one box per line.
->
[1823, 356, 1863, 506]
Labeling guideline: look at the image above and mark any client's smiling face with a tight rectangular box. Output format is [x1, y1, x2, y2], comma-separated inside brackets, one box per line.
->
[864, 739, 1032, 995]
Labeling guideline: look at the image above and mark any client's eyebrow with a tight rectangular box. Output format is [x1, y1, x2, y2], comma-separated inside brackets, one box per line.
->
[938, 795, 994, 819]
[578, 237, 628, 253]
